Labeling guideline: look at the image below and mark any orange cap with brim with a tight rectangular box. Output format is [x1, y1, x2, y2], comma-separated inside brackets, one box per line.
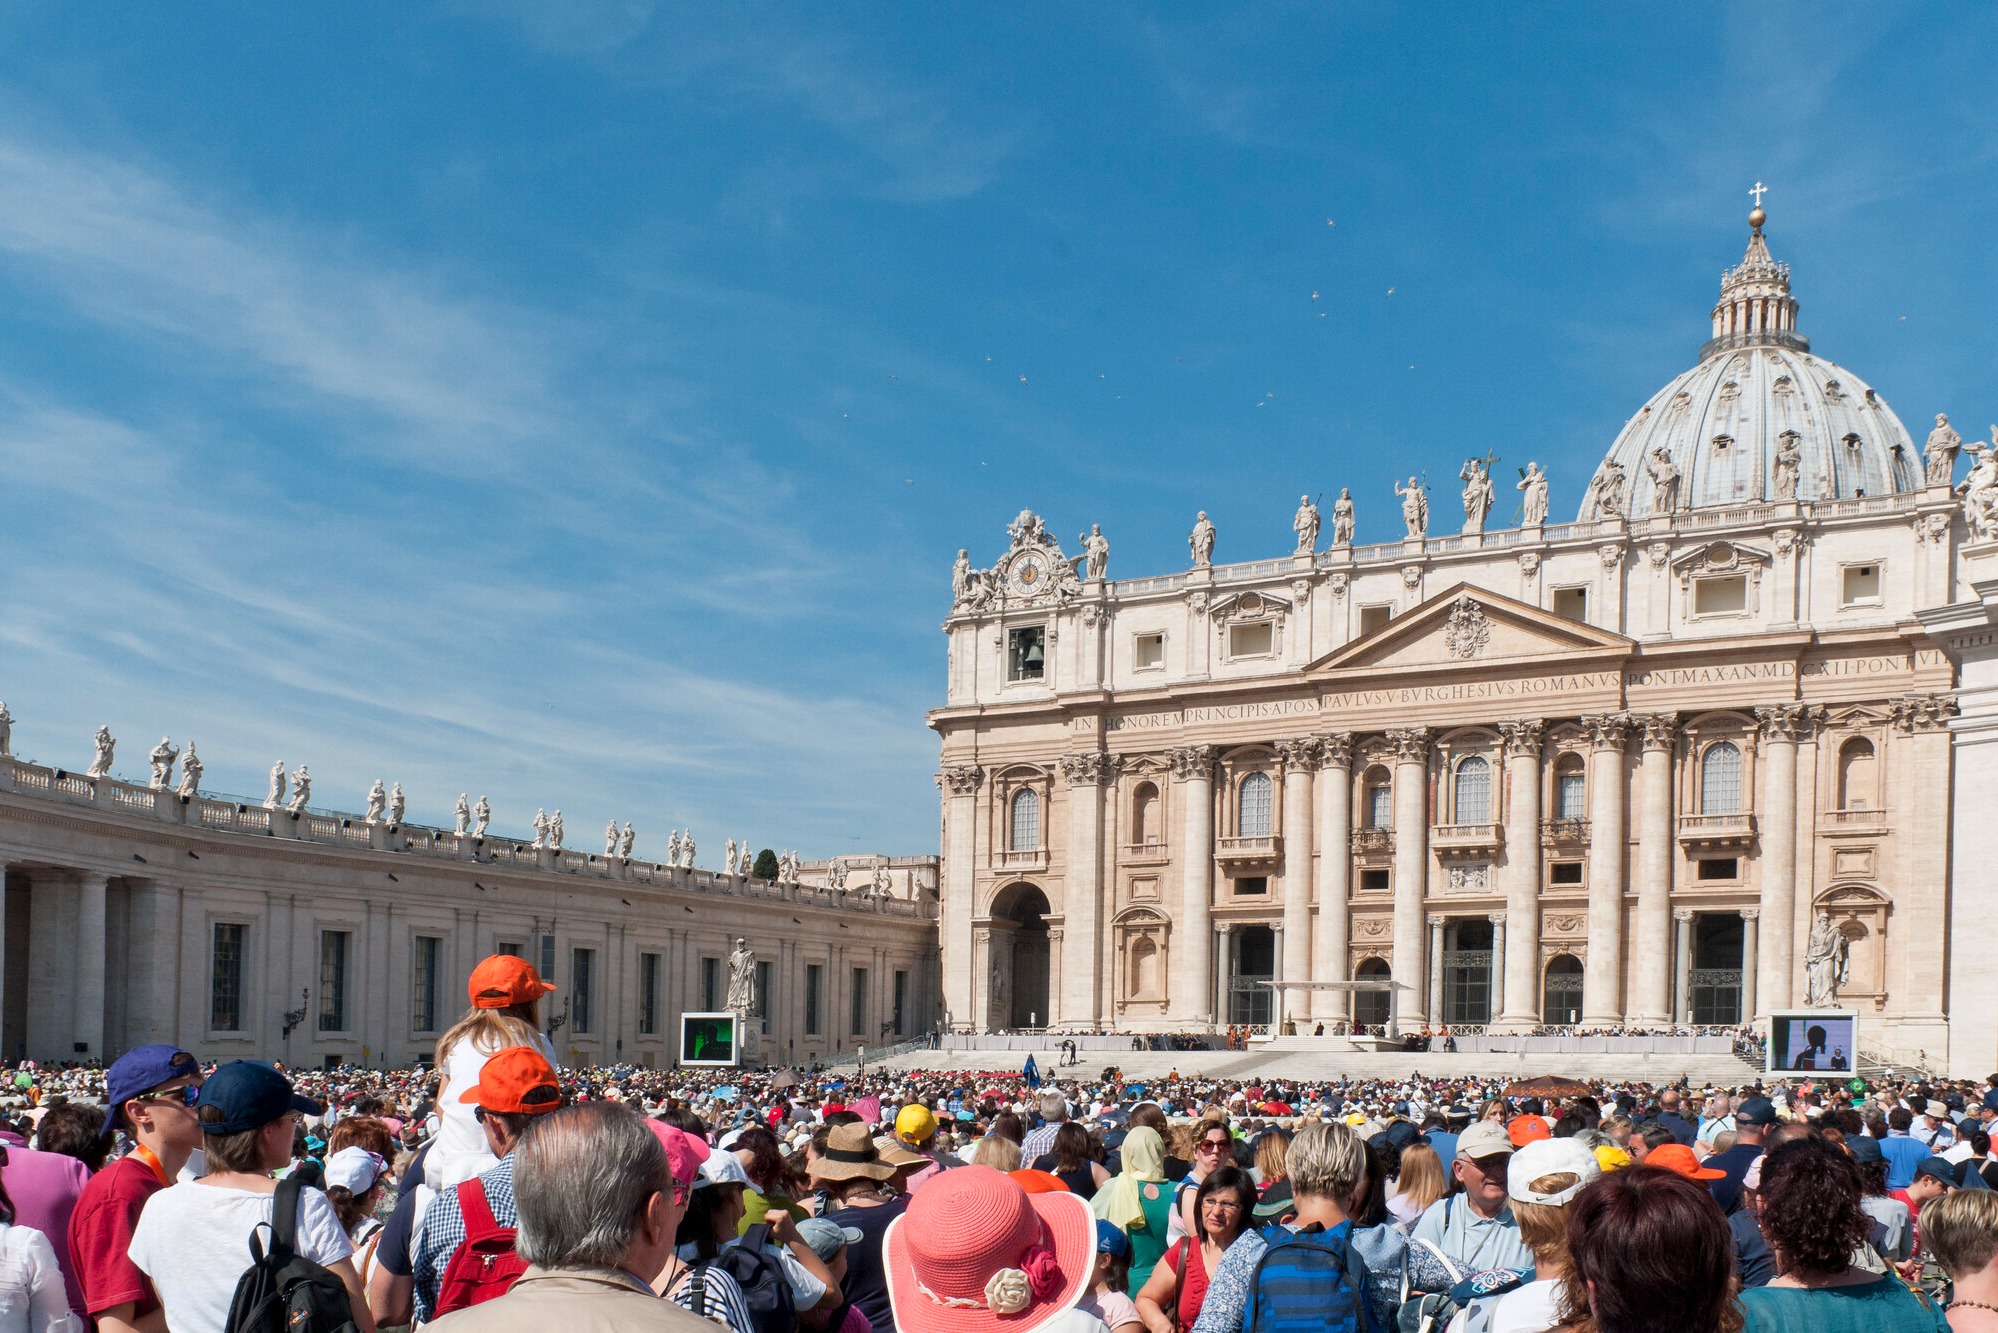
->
[458, 1046, 563, 1115]
[468, 955, 556, 1009]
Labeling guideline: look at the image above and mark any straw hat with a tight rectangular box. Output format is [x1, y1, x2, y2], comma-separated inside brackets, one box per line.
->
[815, 1122, 895, 1182]
[885, 1165, 1092, 1333]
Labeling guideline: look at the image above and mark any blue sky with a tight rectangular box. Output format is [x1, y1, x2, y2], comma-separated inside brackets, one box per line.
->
[0, 4, 1991, 855]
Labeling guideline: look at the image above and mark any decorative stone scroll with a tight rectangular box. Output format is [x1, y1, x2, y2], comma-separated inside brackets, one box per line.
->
[1580, 713, 1632, 750]
[1890, 694, 1959, 733]
[1317, 733, 1356, 770]
[1636, 712, 1679, 751]
[1167, 744, 1216, 780]
[938, 765, 986, 796]
[1496, 719, 1544, 759]
[1059, 752, 1121, 786]
[1754, 702, 1824, 741]
[1385, 726, 1432, 763]
[1274, 737, 1321, 772]
[1443, 596, 1492, 660]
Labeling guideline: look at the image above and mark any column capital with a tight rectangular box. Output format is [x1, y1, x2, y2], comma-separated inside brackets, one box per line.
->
[1427, 913, 1446, 928]
[1672, 907, 1694, 921]
[1635, 712, 1679, 751]
[1487, 912, 1507, 926]
[1741, 907, 1761, 921]
[1316, 733, 1356, 771]
[1755, 702, 1825, 741]
[1385, 727, 1432, 764]
[1889, 693, 1959, 733]
[1059, 752, 1122, 786]
[1216, 922, 1235, 936]
[936, 765, 985, 796]
[1580, 712, 1633, 751]
[1274, 737, 1322, 773]
[1167, 745, 1217, 780]
[1496, 719, 1544, 757]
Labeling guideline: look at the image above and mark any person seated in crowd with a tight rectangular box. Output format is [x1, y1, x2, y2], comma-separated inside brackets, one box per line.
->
[813, 1123, 906, 1333]
[1409, 1120, 1532, 1274]
[684, 1131, 844, 1322]
[1919, 1190, 1998, 1332]
[1449, 1136, 1600, 1333]
[1850, 1135, 1915, 1266]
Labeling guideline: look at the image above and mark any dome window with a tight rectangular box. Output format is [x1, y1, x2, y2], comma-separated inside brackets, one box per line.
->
[1865, 388, 1879, 405]
[1719, 379, 1741, 401]
[1843, 433, 1863, 451]
[1671, 391, 1691, 412]
[1824, 379, 1845, 400]
[1772, 375, 1793, 395]
[1711, 434, 1733, 452]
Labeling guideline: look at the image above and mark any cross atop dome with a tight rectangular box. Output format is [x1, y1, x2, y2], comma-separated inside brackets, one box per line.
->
[1749, 180, 1768, 232]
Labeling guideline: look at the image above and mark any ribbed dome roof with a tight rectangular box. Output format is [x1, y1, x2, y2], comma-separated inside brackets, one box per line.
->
[1585, 216, 1918, 517]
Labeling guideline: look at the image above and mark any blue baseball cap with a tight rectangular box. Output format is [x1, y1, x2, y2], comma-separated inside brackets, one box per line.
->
[1094, 1220, 1130, 1257]
[105, 1045, 201, 1120]
[1847, 1135, 1884, 1164]
[195, 1061, 322, 1135]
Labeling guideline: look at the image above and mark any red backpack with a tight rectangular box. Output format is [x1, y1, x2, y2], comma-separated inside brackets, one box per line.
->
[433, 1177, 528, 1317]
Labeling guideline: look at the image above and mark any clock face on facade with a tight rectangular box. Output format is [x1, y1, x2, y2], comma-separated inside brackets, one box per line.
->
[1009, 552, 1049, 593]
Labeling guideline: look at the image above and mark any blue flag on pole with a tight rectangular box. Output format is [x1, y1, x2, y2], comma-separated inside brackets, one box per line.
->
[1023, 1055, 1041, 1088]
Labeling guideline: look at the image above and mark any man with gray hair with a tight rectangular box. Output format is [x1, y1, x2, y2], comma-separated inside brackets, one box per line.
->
[428, 1101, 710, 1332]
[1019, 1089, 1070, 1164]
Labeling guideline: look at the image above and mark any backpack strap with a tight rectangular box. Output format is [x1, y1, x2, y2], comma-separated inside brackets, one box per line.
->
[741, 1222, 773, 1254]
[1344, 1230, 1375, 1333]
[271, 1175, 304, 1258]
[457, 1177, 502, 1243]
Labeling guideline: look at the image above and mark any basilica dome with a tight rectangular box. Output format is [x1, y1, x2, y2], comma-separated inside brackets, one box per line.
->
[1584, 212, 1918, 518]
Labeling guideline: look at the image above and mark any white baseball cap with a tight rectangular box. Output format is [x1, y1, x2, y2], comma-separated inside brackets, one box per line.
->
[1506, 1138, 1600, 1207]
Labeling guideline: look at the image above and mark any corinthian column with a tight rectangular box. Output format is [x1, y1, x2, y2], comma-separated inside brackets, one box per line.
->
[936, 765, 983, 1031]
[1275, 738, 1319, 1003]
[1387, 727, 1432, 1023]
[1168, 746, 1217, 1026]
[1058, 752, 1118, 1030]
[1579, 713, 1631, 1026]
[74, 872, 108, 1057]
[1495, 720, 1543, 1031]
[1752, 705, 1812, 1016]
[1312, 736, 1355, 1022]
[1628, 713, 1678, 1026]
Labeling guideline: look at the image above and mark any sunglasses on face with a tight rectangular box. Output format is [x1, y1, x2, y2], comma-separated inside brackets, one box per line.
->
[138, 1084, 203, 1109]
[1198, 1139, 1230, 1153]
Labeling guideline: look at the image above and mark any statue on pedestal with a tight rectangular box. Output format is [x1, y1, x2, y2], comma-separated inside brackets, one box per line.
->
[620, 822, 635, 858]
[1293, 495, 1320, 554]
[287, 765, 312, 815]
[724, 839, 739, 875]
[680, 833, 696, 869]
[1394, 477, 1428, 538]
[87, 727, 116, 780]
[1078, 525, 1110, 580]
[1188, 512, 1215, 567]
[266, 761, 287, 810]
[1459, 457, 1495, 536]
[1926, 413, 1963, 486]
[176, 742, 202, 798]
[1772, 432, 1802, 501]
[725, 938, 757, 1013]
[1583, 461, 1627, 521]
[1961, 436, 1998, 542]
[364, 780, 387, 825]
[0, 702, 12, 757]
[1804, 910, 1850, 1008]
[549, 810, 565, 851]
[532, 808, 550, 848]
[872, 861, 891, 898]
[388, 782, 405, 825]
[1331, 488, 1355, 545]
[606, 820, 620, 856]
[666, 829, 683, 865]
[455, 794, 472, 836]
[148, 737, 179, 789]
[472, 796, 491, 837]
[1646, 447, 1681, 515]
[1518, 462, 1549, 527]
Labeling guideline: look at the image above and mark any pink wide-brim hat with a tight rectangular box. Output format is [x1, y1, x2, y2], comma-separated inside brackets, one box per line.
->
[885, 1165, 1093, 1333]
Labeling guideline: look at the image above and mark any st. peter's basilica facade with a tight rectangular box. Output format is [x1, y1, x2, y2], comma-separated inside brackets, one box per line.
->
[930, 206, 1998, 1075]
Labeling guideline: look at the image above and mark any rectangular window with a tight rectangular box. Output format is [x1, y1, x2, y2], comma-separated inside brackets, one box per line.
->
[571, 948, 594, 1034]
[756, 960, 773, 1024]
[1234, 876, 1269, 895]
[805, 964, 823, 1035]
[495, 941, 521, 958]
[1359, 604, 1392, 636]
[211, 923, 245, 1032]
[1697, 858, 1740, 881]
[1228, 622, 1274, 657]
[1359, 868, 1391, 892]
[701, 957, 721, 1011]
[539, 934, 556, 985]
[1007, 626, 1046, 682]
[1134, 632, 1165, 670]
[1549, 861, 1584, 885]
[851, 967, 869, 1036]
[1367, 783, 1393, 830]
[893, 970, 909, 1036]
[1842, 564, 1881, 606]
[1554, 587, 1588, 623]
[413, 935, 442, 1033]
[639, 952, 661, 1035]
[318, 931, 350, 1032]
[1555, 770, 1587, 820]
[1694, 575, 1748, 616]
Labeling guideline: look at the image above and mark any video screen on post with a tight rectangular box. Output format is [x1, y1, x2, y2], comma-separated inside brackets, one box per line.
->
[680, 1013, 737, 1066]
[1768, 1012, 1856, 1073]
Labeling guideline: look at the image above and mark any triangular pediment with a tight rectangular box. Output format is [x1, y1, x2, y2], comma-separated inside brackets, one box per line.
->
[1309, 583, 1635, 677]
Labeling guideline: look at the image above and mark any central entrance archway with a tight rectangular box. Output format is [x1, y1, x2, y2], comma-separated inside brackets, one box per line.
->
[989, 882, 1051, 1030]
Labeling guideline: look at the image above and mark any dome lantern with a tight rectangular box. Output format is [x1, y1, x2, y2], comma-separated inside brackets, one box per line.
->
[1702, 199, 1806, 361]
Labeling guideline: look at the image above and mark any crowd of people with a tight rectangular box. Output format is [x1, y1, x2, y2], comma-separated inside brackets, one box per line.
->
[0, 958, 1995, 1332]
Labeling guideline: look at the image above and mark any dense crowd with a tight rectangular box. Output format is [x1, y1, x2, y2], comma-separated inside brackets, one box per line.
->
[2, 957, 1996, 1333]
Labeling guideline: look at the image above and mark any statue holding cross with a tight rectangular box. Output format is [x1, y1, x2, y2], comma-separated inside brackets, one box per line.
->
[1460, 452, 1498, 536]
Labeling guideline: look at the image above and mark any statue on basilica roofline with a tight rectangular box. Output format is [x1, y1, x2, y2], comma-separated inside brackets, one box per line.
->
[1189, 512, 1216, 567]
[606, 820, 621, 856]
[532, 807, 550, 848]
[287, 765, 312, 816]
[455, 794, 472, 837]
[1772, 431, 1803, 501]
[472, 795, 491, 837]
[388, 782, 404, 826]
[1394, 476, 1428, 539]
[620, 822, 635, 858]
[1582, 460, 1627, 522]
[148, 737, 179, 790]
[0, 702, 12, 757]
[365, 779, 387, 825]
[1292, 495, 1320, 554]
[1331, 488, 1355, 545]
[1926, 414, 1963, 488]
[1078, 525, 1110, 580]
[265, 761, 287, 810]
[176, 742, 202, 799]
[549, 810, 565, 851]
[1960, 434, 1998, 544]
[1459, 456, 1496, 536]
[1517, 462, 1549, 527]
[86, 726, 116, 780]
[1646, 447, 1681, 515]
[681, 832, 697, 868]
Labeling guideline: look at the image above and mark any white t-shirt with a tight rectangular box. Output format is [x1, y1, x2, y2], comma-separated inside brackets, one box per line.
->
[0, 1222, 77, 1333]
[1447, 1277, 1563, 1333]
[129, 1181, 355, 1333]
[426, 1031, 560, 1190]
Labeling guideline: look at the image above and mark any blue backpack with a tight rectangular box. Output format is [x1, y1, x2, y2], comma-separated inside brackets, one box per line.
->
[1241, 1221, 1373, 1333]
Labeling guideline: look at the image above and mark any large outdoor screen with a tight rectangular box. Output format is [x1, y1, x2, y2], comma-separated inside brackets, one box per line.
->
[680, 1011, 738, 1066]
[1766, 1010, 1858, 1074]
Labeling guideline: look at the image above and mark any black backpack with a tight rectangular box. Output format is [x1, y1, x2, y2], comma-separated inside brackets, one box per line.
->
[223, 1175, 360, 1333]
[710, 1223, 798, 1333]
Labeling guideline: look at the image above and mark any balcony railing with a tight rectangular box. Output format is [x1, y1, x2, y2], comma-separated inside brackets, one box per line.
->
[1121, 842, 1171, 866]
[1822, 807, 1888, 831]
[1540, 818, 1591, 848]
[994, 849, 1050, 872]
[1215, 834, 1281, 865]
[1350, 827, 1394, 855]
[1430, 822, 1503, 858]
[1677, 812, 1756, 850]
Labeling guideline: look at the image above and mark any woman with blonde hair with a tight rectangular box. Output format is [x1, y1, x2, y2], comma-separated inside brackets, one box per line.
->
[1388, 1142, 1447, 1228]
[1919, 1190, 1998, 1331]
[967, 1134, 1023, 1172]
[424, 953, 558, 1189]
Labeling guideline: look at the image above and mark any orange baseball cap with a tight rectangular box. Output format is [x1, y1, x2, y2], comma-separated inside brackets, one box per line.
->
[1008, 1169, 1067, 1194]
[1507, 1115, 1552, 1147]
[468, 955, 556, 1009]
[1645, 1143, 1726, 1181]
[458, 1046, 563, 1115]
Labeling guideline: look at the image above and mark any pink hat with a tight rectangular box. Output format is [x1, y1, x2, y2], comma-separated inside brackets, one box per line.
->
[648, 1120, 711, 1198]
[885, 1165, 1092, 1333]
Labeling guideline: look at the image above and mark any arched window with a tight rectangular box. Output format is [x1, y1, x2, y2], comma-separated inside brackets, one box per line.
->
[1700, 742, 1743, 814]
[1132, 782, 1160, 845]
[1009, 789, 1040, 851]
[1239, 772, 1274, 837]
[1553, 754, 1587, 820]
[1364, 767, 1392, 829]
[1543, 955, 1584, 1025]
[1453, 755, 1492, 823]
[1838, 738, 1876, 810]
[1354, 958, 1392, 1030]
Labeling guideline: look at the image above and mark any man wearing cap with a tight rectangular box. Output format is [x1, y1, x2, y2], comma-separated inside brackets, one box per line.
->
[411, 1046, 567, 1324]
[1703, 1095, 1773, 1214]
[70, 1044, 204, 1333]
[128, 1060, 372, 1333]
[892, 1104, 959, 1194]
[1893, 1156, 1957, 1257]
[1459, 1137, 1600, 1332]
[1408, 1119, 1532, 1274]
[1916, 1099, 1957, 1150]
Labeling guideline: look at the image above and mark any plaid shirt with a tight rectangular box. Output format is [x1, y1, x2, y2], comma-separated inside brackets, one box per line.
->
[1020, 1119, 1064, 1166]
[412, 1154, 518, 1324]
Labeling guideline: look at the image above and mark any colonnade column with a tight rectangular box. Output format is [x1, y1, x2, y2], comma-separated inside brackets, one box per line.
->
[1427, 914, 1446, 1024]
[1058, 752, 1114, 1030]
[1387, 728, 1433, 1025]
[1752, 705, 1807, 1017]
[74, 872, 107, 1058]
[1580, 713, 1631, 1027]
[1629, 714, 1679, 1026]
[1487, 913, 1506, 1024]
[1168, 746, 1217, 1026]
[1214, 923, 1234, 1026]
[1276, 738, 1318, 1017]
[1495, 720, 1543, 1031]
[1673, 909, 1695, 1023]
[1740, 909, 1759, 1026]
[1311, 736, 1355, 1024]
[938, 766, 983, 1031]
